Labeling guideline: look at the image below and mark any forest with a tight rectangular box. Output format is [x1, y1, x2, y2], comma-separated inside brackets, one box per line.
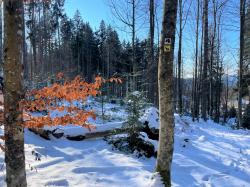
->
[0, 0, 249, 186]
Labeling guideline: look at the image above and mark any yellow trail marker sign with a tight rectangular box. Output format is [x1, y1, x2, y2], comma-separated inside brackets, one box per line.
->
[164, 45, 171, 52]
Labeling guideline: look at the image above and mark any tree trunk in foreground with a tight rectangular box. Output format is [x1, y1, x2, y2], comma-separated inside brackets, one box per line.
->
[3, 0, 27, 186]
[156, 0, 178, 186]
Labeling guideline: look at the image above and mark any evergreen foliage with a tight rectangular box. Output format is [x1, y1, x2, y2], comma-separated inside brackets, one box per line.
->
[228, 106, 237, 118]
[123, 91, 147, 137]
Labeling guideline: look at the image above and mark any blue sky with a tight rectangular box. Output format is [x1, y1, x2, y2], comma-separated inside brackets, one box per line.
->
[65, 0, 112, 31]
[64, 0, 149, 41]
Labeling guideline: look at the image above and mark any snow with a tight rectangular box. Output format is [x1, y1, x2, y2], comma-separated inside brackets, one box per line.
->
[149, 173, 164, 187]
[140, 107, 159, 128]
[197, 135, 206, 142]
[0, 102, 250, 187]
[24, 133, 154, 187]
[140, 132, 158, 151]
[44, 99, 127, 137]
[172, 118, 250, 187]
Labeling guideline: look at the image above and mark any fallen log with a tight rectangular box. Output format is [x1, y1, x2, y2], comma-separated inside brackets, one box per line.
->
[66, 128, 128, 141]
[28, 128, 51, 140]
[29, 121, 159, 141]
[141, 121, 159, 140]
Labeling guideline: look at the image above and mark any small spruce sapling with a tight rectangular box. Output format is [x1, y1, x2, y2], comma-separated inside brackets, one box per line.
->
[105, 91, 156, 158]
[123, 91, 147, 139]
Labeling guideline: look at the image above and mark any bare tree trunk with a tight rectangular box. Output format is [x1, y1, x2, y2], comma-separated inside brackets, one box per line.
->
[150, 0, 155, 70]
[192, 66, 195, 120]
[209, 0, 219, 119]
[215, 12, 222, 123]
[43, 2, 48, 80]
[28, 0, 37, 88]
[224, 66, 229, 123]
[132, 0, 136, 91]
[148, 0, 155, 103]
[198, 0, 204, 120]
[58, 26, 62, 71]
[201, 0, 209, 120]
[0, 2, 3, 69]
[22, 2, 28, 81]
[238, 0, 246, 128]
[156, 0, 178, 186]
[155, 2, 160, 106]
[3, 0, 27, 186]
[109, 0, 139, 92]
[193, 0, 200, 120]
[31, 0, 36, 85]
[155, 3, 160, 53]
[177, 0, 183, 115]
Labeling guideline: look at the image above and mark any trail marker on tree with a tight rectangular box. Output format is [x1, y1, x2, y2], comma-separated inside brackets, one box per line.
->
[164, 38, 171, 52]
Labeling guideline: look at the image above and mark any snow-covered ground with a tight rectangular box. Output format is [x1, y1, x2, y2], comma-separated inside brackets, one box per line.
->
[0, 101, 250, 187]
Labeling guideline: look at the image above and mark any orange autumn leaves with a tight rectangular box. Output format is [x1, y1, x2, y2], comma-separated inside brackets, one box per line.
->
[1, 74, 122, 130]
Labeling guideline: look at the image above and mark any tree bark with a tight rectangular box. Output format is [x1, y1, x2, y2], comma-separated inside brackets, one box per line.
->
[148, 0, 155, 104]
[0, 2, 3, 69]
[238, 0, 246, 128]
[193, 0, 200, 120]
[132, 0, 136, 91]
[209, 0, 218, 119]
[177, 0, 183, 115]
[156, 0, 178, 186]
[3, 0, 27, 186]
[197, 0, 204, 121]
[201, 0, 209, 120]
[224, 67, 229, 123]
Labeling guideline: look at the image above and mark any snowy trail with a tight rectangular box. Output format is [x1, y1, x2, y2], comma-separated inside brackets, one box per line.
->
[0, 108, 250, 186]
[23, 130, 155, 187]
[172, 117, 250, 187]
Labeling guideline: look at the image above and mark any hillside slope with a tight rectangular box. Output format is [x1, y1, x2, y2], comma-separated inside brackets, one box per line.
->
[0, 102, 249, 187]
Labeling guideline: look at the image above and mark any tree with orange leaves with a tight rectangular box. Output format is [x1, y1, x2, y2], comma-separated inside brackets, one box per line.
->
[0, 74, 121, 144]
[0, 73, 122, 130]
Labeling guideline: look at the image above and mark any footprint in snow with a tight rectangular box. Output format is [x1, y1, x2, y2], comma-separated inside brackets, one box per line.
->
[198, 135, 206, 142]
[31, 150, 42, 161]
[45, 179, 69, 186]
[201, 173, 230, 187]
